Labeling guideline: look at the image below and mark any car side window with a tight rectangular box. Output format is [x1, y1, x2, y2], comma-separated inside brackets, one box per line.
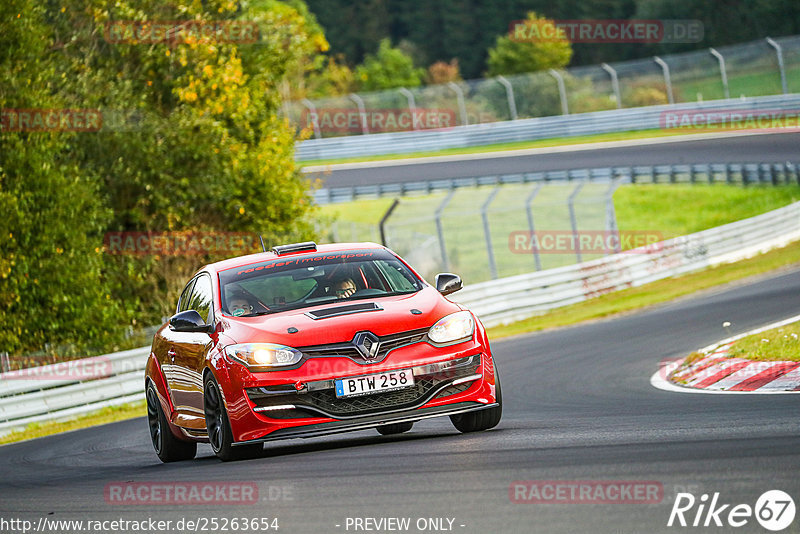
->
[177, 279, 196, 313]
[187, 274, 214, 325]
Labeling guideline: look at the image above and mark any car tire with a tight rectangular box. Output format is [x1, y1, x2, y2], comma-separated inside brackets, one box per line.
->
[450, 371, 502, 433]
[146, 382, 197, 463]
[203, 374, 262, 462]
[376, 422, 414, 435]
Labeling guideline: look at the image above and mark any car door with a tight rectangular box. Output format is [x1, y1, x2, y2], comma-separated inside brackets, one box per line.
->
[166, 273, 215, 426]
[158, 278, 195, 403]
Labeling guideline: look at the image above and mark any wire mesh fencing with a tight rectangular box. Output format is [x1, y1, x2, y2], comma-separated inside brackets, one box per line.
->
[288, 35, 800, 139]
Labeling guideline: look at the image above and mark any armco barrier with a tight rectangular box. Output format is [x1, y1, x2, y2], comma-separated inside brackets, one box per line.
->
[0, 347, 148, 436]
[1, 201, 799, 435]
[297, 94, 800, 161]
[452, 201, 800, 326]
[313, 161, 800, 204]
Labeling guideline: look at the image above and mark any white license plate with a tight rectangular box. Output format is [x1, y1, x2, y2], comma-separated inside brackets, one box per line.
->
[335, 369, 414, 398]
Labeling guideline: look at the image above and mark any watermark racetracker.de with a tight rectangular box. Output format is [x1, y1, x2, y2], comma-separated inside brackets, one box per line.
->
[103, 231, 261, 256]
[301, 108, 458, 134]
[508, 230, 665, 255]
[660, 109, 800, 132]
[103, 20, 259, 45]
[0, 109, 102, 132]
[510, 480, 663, 504]
[509, 19, 703, 44]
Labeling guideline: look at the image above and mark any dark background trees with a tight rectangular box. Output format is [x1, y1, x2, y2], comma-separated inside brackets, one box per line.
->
[306, 0, 800, 79]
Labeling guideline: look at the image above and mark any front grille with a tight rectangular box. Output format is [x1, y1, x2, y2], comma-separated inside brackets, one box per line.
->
[247, 354, 481, 419]
[298, 328, 428, 364]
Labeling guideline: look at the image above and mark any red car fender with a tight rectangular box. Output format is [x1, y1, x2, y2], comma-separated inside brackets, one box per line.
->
[205, 348, 253, 432]
[145, 353, 188, 441]
[472, 314, 498, 395]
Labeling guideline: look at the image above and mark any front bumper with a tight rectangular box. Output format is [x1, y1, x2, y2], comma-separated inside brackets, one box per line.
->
[245, 353, 481, 420]
[219, 338, 498, 444]
[234, 401, 497, 445]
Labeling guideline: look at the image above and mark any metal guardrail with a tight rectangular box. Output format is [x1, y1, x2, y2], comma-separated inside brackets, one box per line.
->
[452, 201, 800, 326]
[298, 94, 800, 161]
[1, 200, 799, 435]
[0, 347, 148, 435]
[314, 160, 800, 204]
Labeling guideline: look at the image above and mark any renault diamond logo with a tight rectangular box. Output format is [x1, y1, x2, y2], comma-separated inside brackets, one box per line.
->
[353, 331, 381, 362]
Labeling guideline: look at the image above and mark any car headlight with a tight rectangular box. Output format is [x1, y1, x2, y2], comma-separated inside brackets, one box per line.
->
[224, 343, 302, 370]
[428, 311, 475, 345]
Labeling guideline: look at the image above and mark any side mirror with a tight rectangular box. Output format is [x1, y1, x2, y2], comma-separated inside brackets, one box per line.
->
[434, 273, 462, 296]
[169, 310, 213, 334]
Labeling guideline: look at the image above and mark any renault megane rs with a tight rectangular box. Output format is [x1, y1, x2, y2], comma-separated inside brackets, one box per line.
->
[145, 242, 502, 461]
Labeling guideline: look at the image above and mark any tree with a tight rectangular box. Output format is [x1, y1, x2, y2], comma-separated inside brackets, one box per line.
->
[0, 0, 126, 356]
[427, 59, 461, 84]
[355, 39, 425, 91]
[1, 0, 327, 357]
[486, 12, 573, 76]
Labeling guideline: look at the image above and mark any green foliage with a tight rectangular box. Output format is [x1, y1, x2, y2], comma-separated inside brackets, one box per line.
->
[486, 12, 573, 77]
[303, 55, 356, 99]
[0, 1, 125, 354]
[355, 39, 425, 91]
[304, 0, 800, 78]
[1, 0, 323, 357]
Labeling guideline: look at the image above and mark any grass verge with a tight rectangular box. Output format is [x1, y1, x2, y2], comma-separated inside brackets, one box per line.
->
[485, 239, 800, 340]
[0, 400, 146, 446]
[727, 321, 800, 362]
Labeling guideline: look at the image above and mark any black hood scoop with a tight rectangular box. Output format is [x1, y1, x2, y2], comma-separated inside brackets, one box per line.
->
[304, 302, 383, 320]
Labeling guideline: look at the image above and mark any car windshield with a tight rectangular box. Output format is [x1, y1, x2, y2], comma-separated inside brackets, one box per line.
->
[218, 249, 422, 316]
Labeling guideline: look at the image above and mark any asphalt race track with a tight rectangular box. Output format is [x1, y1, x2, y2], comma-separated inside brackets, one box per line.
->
[306, 131, 800, 189]
[1, 267, 798, 533]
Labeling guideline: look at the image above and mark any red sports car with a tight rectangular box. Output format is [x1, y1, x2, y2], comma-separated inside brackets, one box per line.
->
[145, 242, 501, 462]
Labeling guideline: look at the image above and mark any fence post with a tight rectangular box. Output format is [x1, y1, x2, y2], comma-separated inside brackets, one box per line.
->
[525, 183, 543, 271]
[548, 69, 569, 115]
[301, 98, 321, 139]
[0, 352, 9, 373]
[348, 93, 369, 135]
[653, 57, 674, 105]
[496, 75, 518, 120]
[605, 177, 626, 254]
[379, 198, 400, 247]
[709, 48, 730, 99]
[398, 88, 419, 130]
[765, 37, 789, 95]
[601, 63, 622, 109]
[481, 187, 501, 279]
[447, 82, 468, 126]
[568, 182, 585, 263]
[435, 190, 456, 272]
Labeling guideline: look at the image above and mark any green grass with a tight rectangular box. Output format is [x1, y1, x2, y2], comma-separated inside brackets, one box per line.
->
[728, 321, 800, 362]
[0, 401, 146, 445]
[485, 239, 800, 340]
[614, 184, 800, 238]
[674, 65, 800, 102]
[319, 184, 800, 340]
[320, 184, 800, 284]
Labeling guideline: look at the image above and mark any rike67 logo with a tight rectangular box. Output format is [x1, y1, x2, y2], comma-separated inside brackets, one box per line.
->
[668, 490, 795, 531]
